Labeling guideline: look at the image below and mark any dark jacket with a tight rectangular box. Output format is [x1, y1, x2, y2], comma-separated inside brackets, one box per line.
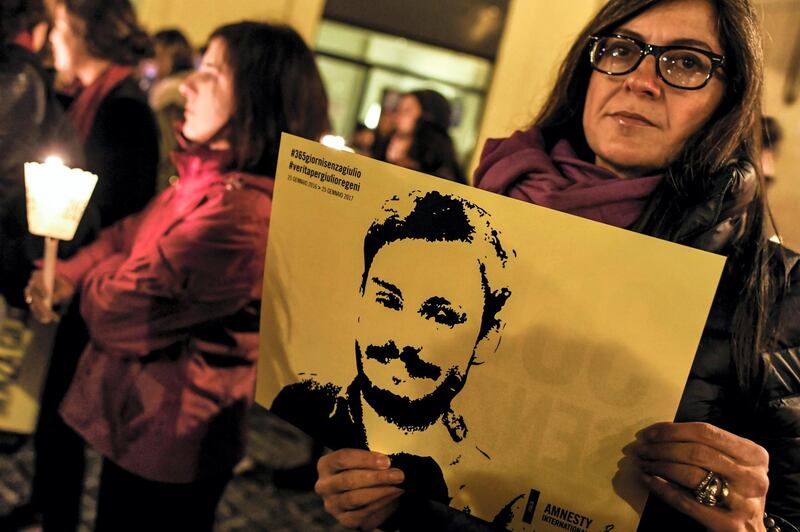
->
[0, 44, 94, 308]
[74, 75, 159, 228]
[759, 250, 800, 523]
[634, 164, 800, 530]
[636, 243, 800, 531]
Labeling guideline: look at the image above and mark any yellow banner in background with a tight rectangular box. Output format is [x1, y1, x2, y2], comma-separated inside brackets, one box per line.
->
[256, 133, 725, 531]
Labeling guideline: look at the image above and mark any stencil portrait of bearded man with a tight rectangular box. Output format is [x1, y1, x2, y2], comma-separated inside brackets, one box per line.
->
[271, 190, 514, 511]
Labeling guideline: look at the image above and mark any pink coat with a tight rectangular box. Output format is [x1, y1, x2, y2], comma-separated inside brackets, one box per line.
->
[57, 148, 272, 482]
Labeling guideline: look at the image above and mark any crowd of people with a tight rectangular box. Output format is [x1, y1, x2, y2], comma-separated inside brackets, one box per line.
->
[0, 0, 797, 530]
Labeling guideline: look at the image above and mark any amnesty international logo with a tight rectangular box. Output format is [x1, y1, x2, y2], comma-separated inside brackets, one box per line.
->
[520, 490, 611, 532]
[540, 503, 594, 531]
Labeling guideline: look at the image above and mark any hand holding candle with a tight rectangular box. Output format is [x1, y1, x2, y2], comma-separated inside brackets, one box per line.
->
[25, 270, 76, 324]
[24, 156, 97, 318]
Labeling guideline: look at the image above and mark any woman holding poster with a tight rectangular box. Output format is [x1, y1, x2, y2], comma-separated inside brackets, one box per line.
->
[24, 21, 329, 531]
[315, 0, 800, 531]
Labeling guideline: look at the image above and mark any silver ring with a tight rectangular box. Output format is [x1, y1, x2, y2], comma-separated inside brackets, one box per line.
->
[694, 470, 729, 507]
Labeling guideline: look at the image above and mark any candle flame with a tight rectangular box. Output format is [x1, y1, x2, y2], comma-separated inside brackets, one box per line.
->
[45, 156, 64, 166]
[320, 135, 354, 153]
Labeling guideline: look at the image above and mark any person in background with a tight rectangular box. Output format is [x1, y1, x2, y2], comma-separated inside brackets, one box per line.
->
[2, 0, 48, 51]
[0, 0, 90, 312]
[387, 119, 467, 184]
[313, 0, 800, 530]
[350, 122, 376, 157]
[146, 28, 195, 191]
[0, 1, 96, 529]
[25, 20, 329, 532]
[385, 89, 466, 183]
[140, 28, 194, 93]
[50, 0, 158, 228]
[370, 89, 400, 161]
[394, 89, 452, 138]
[1, 1, 157, 530]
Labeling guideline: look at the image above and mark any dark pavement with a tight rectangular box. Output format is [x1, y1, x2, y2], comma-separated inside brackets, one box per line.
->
[0, 405, 347, 531]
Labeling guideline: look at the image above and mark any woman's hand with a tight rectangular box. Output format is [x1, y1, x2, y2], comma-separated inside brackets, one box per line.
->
[315, 449, 405, 531]
[25, 270, 75, 323]
[631, 421, 769, 531]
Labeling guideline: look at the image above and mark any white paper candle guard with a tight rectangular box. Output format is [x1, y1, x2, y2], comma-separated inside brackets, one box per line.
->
[24, 157, 98, 241]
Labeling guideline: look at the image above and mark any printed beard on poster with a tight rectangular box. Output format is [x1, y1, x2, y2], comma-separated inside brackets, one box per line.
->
[255, 133, 726, 531]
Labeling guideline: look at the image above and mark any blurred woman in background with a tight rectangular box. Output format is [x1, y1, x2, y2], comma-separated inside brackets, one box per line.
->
[386, 118, 467, 184]
[3, 1, 155, 530]
[50, 0, 158, 227]
[386, 89, 466, 183]
[0, 0, 88, 313]
[393, 89, 452, 138]
[25, 20, 329, 532]
[145, 28, 195, 96]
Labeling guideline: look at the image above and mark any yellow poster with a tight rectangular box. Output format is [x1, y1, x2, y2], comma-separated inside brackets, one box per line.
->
[256, 133, 725, 531]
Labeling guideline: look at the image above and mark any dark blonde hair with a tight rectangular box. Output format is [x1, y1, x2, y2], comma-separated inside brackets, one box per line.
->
[535, 0, 774, 396]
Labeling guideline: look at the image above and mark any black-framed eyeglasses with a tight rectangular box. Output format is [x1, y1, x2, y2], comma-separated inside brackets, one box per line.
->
[588, 34, 725, 90]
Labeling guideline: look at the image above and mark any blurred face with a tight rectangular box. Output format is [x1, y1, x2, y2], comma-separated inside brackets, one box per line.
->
[352, 128, 375, 155]
[153, 42, 173, 79]
[49, 4, 90, 75]
[179, 38, 234, 145]
[385, 134, 415, 169]
[582, 0, 725, 178]
[356, 239, 485, 419]
[395, 95, 422, 135]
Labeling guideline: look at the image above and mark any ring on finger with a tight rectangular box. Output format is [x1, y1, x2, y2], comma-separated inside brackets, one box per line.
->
[693, 470, 729, 508]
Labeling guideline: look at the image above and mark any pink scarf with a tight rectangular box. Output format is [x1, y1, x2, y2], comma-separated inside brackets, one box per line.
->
[68, 65, 133, 144]
[171, 134, 236, 182]
[474, 127, 663, 228]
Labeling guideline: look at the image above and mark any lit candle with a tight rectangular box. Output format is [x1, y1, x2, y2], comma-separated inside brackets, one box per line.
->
[24, 157, 98, 310]
[320, 134, 355, 153]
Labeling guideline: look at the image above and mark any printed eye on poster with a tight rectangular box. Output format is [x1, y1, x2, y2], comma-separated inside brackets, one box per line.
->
[256, 133, 725, 531]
